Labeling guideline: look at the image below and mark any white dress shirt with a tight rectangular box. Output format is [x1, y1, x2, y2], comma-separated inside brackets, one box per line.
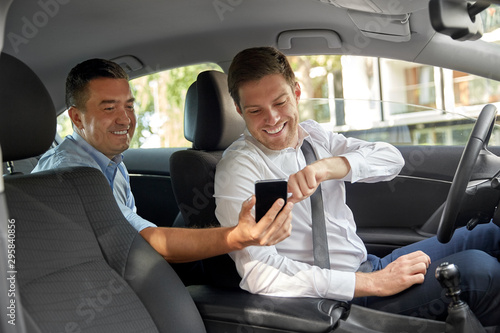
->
[214, 120, 404, 301]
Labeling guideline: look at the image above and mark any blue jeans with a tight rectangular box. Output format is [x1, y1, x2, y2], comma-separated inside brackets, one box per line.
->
[352, 222, 500, 327]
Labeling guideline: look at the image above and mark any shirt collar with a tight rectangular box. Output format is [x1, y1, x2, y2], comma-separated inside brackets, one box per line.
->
[71, 131, 124, 172]
[296, 124, 310, 148]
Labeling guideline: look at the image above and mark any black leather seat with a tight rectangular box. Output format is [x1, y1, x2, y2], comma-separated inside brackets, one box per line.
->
[171, 70, 245, 229]
[0, 53, 206, 333]
[170, 70, 245, 287]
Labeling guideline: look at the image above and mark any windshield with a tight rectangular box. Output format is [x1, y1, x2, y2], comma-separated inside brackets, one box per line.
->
[481, 4, 500, 45]
[299, 98, 500, 146]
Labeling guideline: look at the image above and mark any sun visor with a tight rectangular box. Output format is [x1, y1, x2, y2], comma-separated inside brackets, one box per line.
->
[348, 10, 411, 42]
[318, 0, 426, 15]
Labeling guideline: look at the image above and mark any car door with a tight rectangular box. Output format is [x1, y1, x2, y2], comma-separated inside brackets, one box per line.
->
[346, 138, 500, 257]
[123, 147, 186, 228]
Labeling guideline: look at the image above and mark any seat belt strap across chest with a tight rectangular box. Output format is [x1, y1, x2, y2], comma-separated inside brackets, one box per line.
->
[300, 139, 330, 269]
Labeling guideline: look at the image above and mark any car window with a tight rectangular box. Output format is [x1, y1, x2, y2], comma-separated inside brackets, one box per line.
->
[288, 55, 500, 146]
[481, 4, 500, 45]
[56, 62, 223, 148]
[57, 58, 499, 148]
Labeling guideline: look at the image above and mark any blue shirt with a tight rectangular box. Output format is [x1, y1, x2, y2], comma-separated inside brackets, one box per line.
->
[32, 132, 157, 232]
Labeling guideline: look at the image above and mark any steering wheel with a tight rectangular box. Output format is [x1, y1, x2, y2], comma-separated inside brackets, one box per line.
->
[437, 104, 498, 243]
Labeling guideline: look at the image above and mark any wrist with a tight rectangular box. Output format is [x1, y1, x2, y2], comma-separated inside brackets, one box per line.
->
[324, 156, 350, 180]
[226, 225, 246, 251]
[354, 272, 380, 297]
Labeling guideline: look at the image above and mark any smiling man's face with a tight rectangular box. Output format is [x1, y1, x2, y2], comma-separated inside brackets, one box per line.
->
[236, 74, 301, 151]
[69, 77, 136, 159]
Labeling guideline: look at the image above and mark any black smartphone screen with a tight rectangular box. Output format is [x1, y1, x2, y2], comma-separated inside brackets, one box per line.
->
[255, 179, 287, 222]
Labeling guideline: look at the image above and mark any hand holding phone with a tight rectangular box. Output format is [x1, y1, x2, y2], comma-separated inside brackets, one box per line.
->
[255, 179, 288, 222]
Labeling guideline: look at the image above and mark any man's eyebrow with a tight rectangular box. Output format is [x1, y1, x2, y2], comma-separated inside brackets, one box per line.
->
[99, 99, 117, 105]
[99, 97, 136, 105]
[272, 92, 288, 102]
[243, 93, 288, 110]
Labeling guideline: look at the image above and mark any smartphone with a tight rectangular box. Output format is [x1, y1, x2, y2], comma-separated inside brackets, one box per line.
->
[255, 179, 288, 222]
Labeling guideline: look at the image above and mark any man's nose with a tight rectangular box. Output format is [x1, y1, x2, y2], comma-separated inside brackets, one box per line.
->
[116, 107, 131, 125]
[265, 108, 280, 125]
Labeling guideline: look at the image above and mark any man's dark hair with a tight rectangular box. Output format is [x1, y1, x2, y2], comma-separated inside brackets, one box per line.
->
[227, 46, 296, 109]
[65, 58, 129, 109]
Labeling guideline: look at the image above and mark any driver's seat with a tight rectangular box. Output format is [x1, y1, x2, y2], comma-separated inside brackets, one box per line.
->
[170, 70, 245, 287]
[0, 53, 206, 332]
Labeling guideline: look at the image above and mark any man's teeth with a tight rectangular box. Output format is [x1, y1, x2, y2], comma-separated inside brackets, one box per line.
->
[266, 124, 284, 134]
[112, 130, 128, 135]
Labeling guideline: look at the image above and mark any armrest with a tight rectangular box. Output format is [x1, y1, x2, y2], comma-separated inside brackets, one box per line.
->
[188, 285, 349, 333]
[188, 285, 448, 333]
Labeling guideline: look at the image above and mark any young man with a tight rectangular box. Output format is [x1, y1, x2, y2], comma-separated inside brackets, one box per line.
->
[214, 46, 500, 326]
[33, 58, 293, 264]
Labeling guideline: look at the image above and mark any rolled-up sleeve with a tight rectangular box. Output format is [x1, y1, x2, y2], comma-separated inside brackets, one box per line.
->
[228, 244, 357, 300]
[301, 120, 404, 184]
[339, 139, 405, 183]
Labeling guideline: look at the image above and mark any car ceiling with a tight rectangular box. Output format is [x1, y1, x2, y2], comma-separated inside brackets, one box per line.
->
[2, 0, 500, 114]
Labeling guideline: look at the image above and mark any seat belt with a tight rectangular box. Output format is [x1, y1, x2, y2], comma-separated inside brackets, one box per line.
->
[300, 139, 330, 269]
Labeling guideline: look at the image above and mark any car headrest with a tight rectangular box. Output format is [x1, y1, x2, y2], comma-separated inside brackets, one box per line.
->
[184, 70, 245, 151]
[0, 53, 56, 162]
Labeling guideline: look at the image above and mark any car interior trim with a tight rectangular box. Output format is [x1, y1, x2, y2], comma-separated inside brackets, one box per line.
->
[277, 29, 343, 50]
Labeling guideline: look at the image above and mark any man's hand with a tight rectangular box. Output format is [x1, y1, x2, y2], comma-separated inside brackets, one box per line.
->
[141, 196, 292, 263]
[354, 251, 431, 297]
[288, 156, 350, 204]
[228, 195, 293, 249]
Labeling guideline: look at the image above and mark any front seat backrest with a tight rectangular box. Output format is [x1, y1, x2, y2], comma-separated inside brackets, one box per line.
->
[170, 70, 245, 287]
[170, 70, 245, 228]
[0, 53, 206, 333]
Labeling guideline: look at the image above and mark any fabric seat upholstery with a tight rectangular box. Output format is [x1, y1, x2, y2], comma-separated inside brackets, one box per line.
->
[0, 53, 206, 333]
[170, 70, 245, 287]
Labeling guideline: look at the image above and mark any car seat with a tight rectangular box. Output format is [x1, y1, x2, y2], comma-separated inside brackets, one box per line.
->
[170, 70, 245, 287]
[0, 52, 206, 332]
[171, 70, 245, 228]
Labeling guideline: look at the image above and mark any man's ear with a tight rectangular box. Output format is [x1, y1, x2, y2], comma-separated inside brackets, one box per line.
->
[235, 102, 243, 117]
[294, 82, 301, 102]
[68, 106, 83, 130]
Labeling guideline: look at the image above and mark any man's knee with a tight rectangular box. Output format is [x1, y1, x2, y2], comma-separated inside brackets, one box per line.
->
[447, 250, 499, 294]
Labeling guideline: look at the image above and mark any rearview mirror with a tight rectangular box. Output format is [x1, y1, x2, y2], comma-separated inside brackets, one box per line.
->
[429, 0, 489, 41]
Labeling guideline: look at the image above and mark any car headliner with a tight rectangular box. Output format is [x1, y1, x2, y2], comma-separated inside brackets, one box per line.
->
[2, 0, 500, 114]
